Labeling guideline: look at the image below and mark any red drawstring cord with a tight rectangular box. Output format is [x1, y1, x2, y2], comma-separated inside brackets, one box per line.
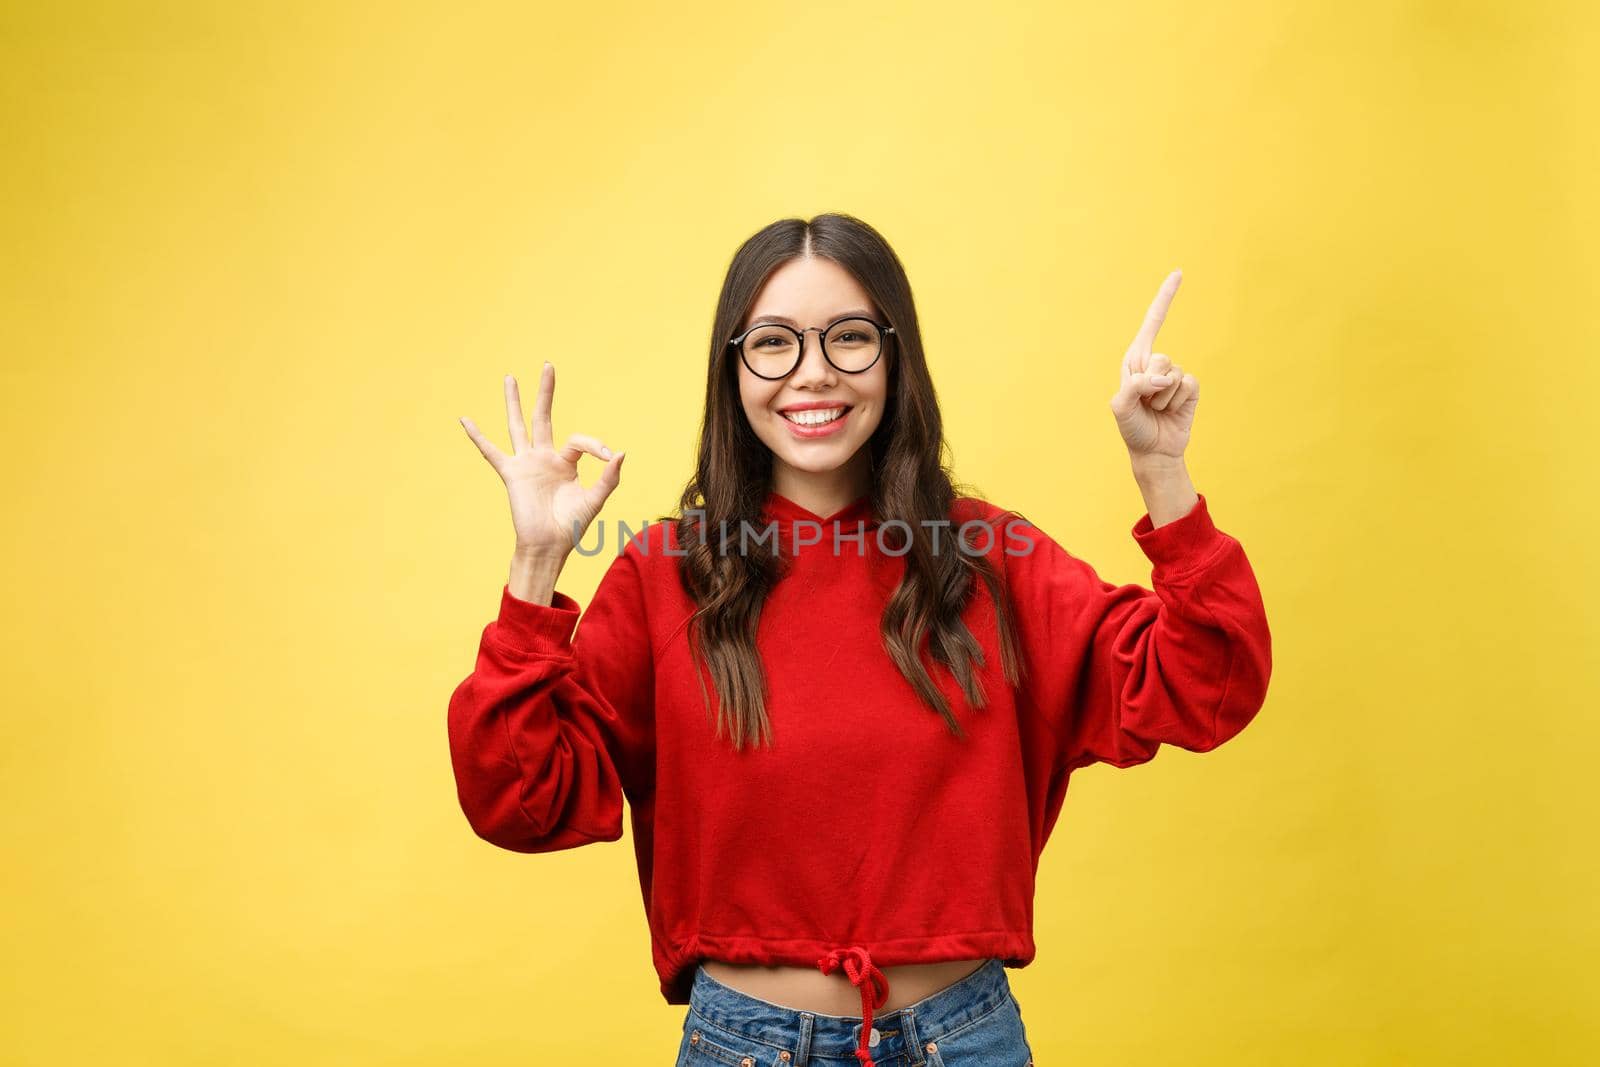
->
[817, 945, 890, 1066]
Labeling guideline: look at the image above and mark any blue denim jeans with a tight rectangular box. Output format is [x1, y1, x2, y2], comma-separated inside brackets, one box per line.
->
[674, 957, 1035, 1066]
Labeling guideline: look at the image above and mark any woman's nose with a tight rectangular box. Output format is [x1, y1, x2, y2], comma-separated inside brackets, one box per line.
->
[788, 332, 835, 386]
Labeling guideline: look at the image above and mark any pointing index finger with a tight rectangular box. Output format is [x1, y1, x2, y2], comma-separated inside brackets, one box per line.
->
[1128, 269, 1183, 359]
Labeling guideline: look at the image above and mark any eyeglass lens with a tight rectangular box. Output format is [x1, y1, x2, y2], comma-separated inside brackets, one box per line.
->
[741, 319, 883, 378]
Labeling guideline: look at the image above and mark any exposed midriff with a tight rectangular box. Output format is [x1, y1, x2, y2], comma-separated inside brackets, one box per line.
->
[699, 957, 990, 1015]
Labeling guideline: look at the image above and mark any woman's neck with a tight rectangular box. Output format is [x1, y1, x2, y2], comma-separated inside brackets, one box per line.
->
[768, 456, 872, 519]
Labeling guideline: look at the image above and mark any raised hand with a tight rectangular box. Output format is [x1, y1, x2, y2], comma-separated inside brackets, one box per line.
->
[1109, 270, 1199, 459]
[459, 363, 624, 560]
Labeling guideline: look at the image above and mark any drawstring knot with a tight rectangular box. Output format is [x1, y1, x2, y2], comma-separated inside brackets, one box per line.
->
[817, 945, 890, 1066]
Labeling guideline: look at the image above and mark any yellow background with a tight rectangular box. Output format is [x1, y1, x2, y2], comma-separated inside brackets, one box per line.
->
[3, 1, 1596, 1063]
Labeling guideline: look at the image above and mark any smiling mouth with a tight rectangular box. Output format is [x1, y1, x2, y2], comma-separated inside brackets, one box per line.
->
[780, 406, 851, 427]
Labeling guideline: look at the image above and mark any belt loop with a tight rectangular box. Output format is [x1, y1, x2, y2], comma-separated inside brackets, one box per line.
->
[902, 1008, 924, 1066]
[794, 1010, 815, 1067]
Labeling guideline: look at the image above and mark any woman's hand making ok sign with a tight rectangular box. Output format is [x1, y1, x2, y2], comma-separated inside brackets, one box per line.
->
[459, 363, 625, 562]
[1110, 270, 1199, 460]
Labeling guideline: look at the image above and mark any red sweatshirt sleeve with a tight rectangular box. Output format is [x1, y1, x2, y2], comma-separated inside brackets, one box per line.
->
[1002, 492, 1272, 771]
[446, 546, 656, 852]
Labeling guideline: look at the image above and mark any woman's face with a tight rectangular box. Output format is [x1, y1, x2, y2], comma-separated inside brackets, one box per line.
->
[736, 255, 890, 491]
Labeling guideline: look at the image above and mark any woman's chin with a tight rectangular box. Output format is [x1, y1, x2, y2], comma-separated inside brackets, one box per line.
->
[771, 441, 857, 474]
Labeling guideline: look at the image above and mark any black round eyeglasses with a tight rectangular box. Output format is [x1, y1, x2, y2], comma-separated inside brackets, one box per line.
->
[728, 315, 895, 380]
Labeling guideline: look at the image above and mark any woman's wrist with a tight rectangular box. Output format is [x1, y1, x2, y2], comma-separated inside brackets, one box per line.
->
[508, 547, 568, 606]
[1128, 452, 1198, 528]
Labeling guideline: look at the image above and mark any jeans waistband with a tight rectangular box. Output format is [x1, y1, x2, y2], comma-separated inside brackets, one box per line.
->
[687, 957, 1013, 1065]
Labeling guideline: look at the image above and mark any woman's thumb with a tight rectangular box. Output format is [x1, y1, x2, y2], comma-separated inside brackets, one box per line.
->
[592, 450, 625, 499]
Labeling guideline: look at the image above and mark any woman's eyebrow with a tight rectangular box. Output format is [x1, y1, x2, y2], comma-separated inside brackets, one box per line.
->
[748, 308, 876, 328]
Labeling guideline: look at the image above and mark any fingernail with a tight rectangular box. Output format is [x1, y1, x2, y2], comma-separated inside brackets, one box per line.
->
[600, 446, 613, 459]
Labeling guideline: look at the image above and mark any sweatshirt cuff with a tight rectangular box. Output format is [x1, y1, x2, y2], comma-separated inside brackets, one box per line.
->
[1130, 492, 1230, 579]
[494, 583, 582, 653]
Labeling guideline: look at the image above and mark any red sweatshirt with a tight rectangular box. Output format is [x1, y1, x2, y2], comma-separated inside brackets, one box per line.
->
[447, 488, 1272, 1047]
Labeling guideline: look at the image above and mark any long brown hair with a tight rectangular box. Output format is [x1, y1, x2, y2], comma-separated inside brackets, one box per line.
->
[671, 212, 1026, 750]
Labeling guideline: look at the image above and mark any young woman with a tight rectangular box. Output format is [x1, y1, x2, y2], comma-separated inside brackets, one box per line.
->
[448, 213, 1273, 1066]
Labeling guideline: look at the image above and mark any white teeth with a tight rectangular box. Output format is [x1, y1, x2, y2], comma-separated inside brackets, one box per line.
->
[782, 407, 846, 426]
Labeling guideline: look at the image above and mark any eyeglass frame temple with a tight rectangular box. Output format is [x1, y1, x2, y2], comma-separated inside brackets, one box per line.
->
[726, 317, 896, 378]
